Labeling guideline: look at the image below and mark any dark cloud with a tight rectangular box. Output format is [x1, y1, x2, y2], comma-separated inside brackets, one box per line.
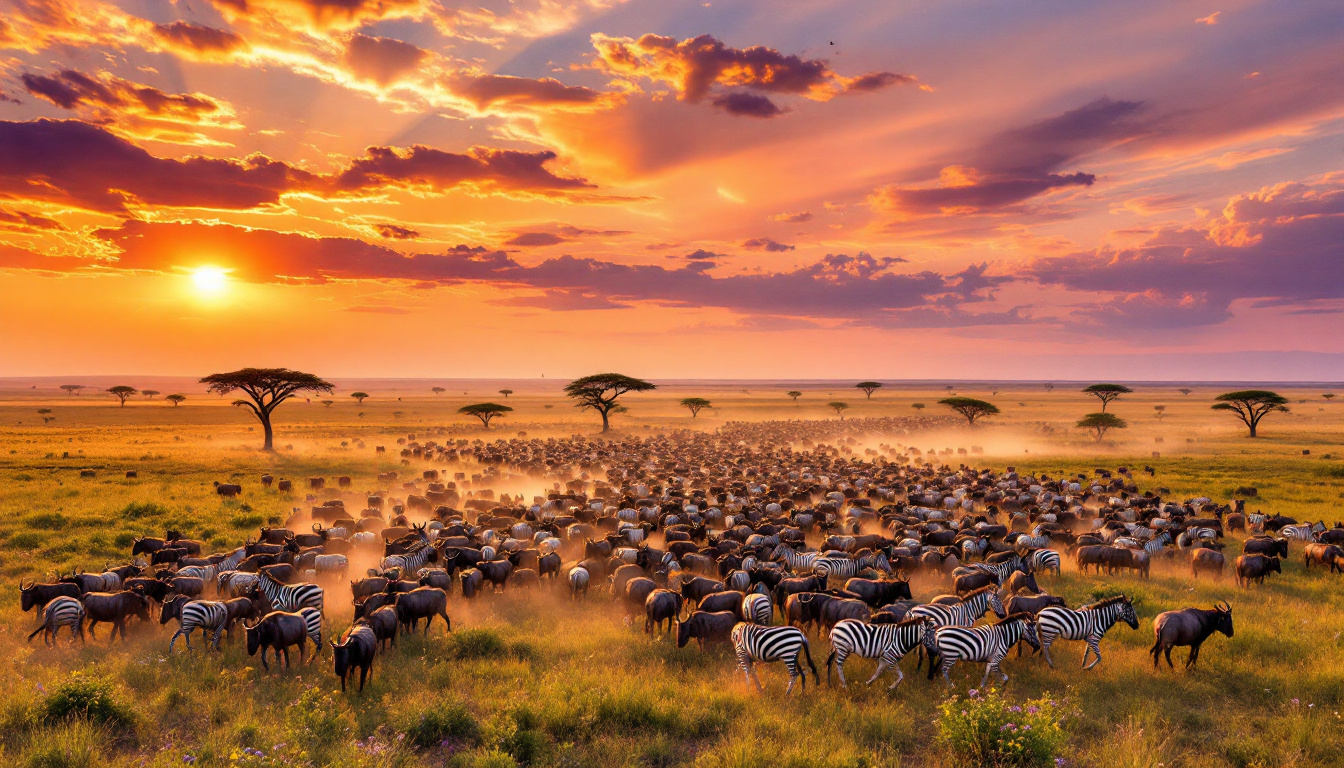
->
[21, 69, 227, 121]
[742, 237, 795, 252]
[450, 73, 606, 110]
[151, 21, 249, 55]
[1029, 178, 1344, 327]
[330, 144, 594, 198]
[711, 92, 784, 118]
[494, 289, 631, 311]
[506, 232, 567, 247]
[344, 34, 428, 85]
[374, 223, 420, 240]
[679, 249, 725, 261]
[0, 207, 64, 232]
[591, 33, 917, 116]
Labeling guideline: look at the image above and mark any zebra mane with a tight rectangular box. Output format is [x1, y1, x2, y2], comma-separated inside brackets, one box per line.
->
[957, 585, 995, 602]
[892, 615, 929, 629]
[1082, 595, 1129, 611]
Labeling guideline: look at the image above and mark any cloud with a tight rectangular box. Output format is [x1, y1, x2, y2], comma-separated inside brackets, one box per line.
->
[0, 207, 64, 232]
[448, 72, 609, 111]
[769, 211, 813, 223]
[343, 34, 428, 85]
[20, 69, 238, 143]
[374, 223, 420, 239]
[494, 289, 631, 310]
[589, 33, 917, 116]
[742, 237, 795, 252]
[1029, 177, 1344, 326]
[208, 0, 427, 31]
[330, 144, 595, 198]
[151, 21, 249, 57]
[506, 232, 567, 246]
[1195, 12, 1220, 25]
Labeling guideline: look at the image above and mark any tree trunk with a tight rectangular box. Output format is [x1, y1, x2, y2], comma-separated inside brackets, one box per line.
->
[600, 409, 610, 432]
[261, 411, 274, 450]
[1247, 421, 1257, 437]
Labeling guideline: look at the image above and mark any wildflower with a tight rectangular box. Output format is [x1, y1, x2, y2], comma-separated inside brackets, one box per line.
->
[1027, 706, 1039, 714]
[1009, 705, 1022, 713]
[1292, 698, 1299, 706]
[183, 756, 196, 765]
[1056, 759, 1066, 767]
[969, 689, 980, 698]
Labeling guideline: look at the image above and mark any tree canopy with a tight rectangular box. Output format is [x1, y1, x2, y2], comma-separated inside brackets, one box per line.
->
[350, 392, 369, 403]
[431, 387, 446, 396]
[855, 381, 883, 399]
[911, 403, 926, 410]
[680, 397, 711, 418]
[1212, 390, 1289, 437]
[786, 390, 802, 401]
[458, 402, 512, 428]
[141, 390, 160, 398]
[165, 394, 186, 406]
[60, 384, 84, 395]
[827, 401, 850, 416]
[1077, 412, 1127, 443]
[563, 373, 656, 432]
[1082, 383, 1132, 412]
[201, 368, 333, 450]
[107, 386, 136, 406]
[939, 397, 1000, 425]
[498, 389, 513, 398]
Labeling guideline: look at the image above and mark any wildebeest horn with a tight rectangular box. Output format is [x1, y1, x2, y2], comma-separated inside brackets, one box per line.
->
[313, 522, 323, 532]
[19, 578, 30, 590]
[1216, 600, 1231, 612]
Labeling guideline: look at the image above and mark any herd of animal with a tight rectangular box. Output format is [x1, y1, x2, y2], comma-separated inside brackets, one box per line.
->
[16, 421, 1344, 695]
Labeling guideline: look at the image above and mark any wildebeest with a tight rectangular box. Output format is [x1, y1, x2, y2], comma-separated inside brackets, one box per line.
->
[214, 481, 242, 497]
[362, 605, 399, 651]
[1304, 543, 1343, 572]
[1242, 537, 1288, 558]
[82, 589, 151, 642]
[245, 611, 309, 670]
[393, 587, 451, 636]
[680, 576, 724, 608]
[1190, 549, 1226, 580]
[842, 578, 911, 608]
[332, 624, 377, 692]
[1234, 554, 1281, 587]
[645, 588, 683, 634]
[1150, 601, 1233, 670]
[19, 579, 81, 614]
[568, 566, 590, 599]
[677, 610, 739, 649]
[698, 590, 745, 618]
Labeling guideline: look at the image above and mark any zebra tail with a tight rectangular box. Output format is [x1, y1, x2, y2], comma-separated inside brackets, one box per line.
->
[27, 623, 45, 642]
[801, 639, 818, 683]
[825, 649, 836, 685]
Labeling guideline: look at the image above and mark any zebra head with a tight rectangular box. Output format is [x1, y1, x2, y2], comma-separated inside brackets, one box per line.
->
[987, 589, 1007, 618]
[1119, 598, 1139, 630]
[1020, 619, 1041, 651]
[919, 617, 939, 654]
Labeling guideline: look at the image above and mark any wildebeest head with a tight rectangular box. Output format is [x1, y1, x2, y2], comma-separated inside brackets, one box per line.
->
[245, 619, 263, 655]
[1212, 601, 1234, 638]
[676, 619, 692, 648]
[159, 595, 187, 625]
[331, 638, 353, 684]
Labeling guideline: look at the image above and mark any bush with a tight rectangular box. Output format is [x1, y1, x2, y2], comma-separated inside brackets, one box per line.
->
[6, 532, 46, 550]
[937, 688, 1067, 768]
[120, 501, 169, 520]
[1233, 486, 1259, 497]
[24, 513, 68, 530]
[406, 702, 480, 749]
[230, 513, 266, 529]
[448, 629, 507, 660]
[42, 678, 134, 731]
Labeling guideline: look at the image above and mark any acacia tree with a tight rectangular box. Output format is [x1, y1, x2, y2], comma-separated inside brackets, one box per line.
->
[166, 394, 186, 407]
[37, 408, 55, 424]
[939, 397, 999, 425]
[855, 381, 883, 399]
[321, 400, 334, 407]
[1324, 393, 1336, 401]
[498, 389, 513, 399]
[828, 401, 850, 417]
[108, 386, 137, 406]
[563, 373, 656, 432]
[912, 403, 926, 410]
[1212, 390, 1289, 437]
[350, 392, 369, 403]
[431, 387, 446, 396]
[1082, 383, 1132, 412]
[200, 368, 333, 450]
[1077, 412, 1127, 443]
[458, 402, 512, 428]
[786, 390, 802, 402]
[681, 397, 711, 418]
[60, 385, 84, 396]
[1178, 388, 1192, 396]
[1153, 405, 1166, 419]
[141, 390, 160, 399]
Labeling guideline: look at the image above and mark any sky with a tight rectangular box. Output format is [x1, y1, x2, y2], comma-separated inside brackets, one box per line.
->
[0, 0, 1340, 380]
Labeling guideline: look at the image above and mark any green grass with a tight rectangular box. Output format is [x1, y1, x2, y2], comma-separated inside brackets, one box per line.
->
[0, 385, 1341, 767]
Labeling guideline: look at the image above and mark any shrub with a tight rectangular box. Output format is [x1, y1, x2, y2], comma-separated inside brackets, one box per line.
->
[937, 688, 1066, 768]
[1233, 486, 1259, 497]
[112, 532, 137, 548]
[6, 532, 46, 550]
[120, 501, 169, 520]
[24, 513, 67, 530]
[406, 702, 479, 749]
[42, 678, 134, 731]
[448, 629, 507, 660]
[230, 513, 266, 529]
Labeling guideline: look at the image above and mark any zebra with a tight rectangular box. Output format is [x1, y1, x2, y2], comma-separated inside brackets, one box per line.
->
[1035, 596, 1138, 670]
[1144, 532, 1173, 555]
[731, 623, 818, 694]
[167, 599, 231, 652]
[1029, 549, 1061, 577]
[380, 543, 436, 573]
[772, 544, 818, 573]
[969, 556, 1027, 583]
[1281, 525, 1315, 542]
[256, 573, 324, 614]
[826, 617, 938, 688]
[299, 607, 323, 657]
[742, 593, 773, 625]
[933, 613, 1039, 688]
[27, 596, 85, 647]
[909, 586, 1006, 629]
[177, 564, 219, 586]
[217, 548, 246, 572]
[814, 553, 888, 581]
[218, 571, 259, 598]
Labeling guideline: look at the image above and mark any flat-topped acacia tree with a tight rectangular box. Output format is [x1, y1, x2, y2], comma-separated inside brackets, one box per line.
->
[459, 402, 512, 428]
[855, 381, 883, 399]
[166, 394, 186, 407]
[564, 373, 656, 432]
[939, 396, 1000, 425]
[828, 401, 850, 417]
[1082, 383, 1132, 412]
[1212, 390, 1289, 437]
[1077, 412, 1127, 443]
[201, 368, 333, 450]
[681, 397, 711, 418]
[60, 384, 84, 396]
[786, 391, 802, 401]
[498, 389, 513, 398]
[108, 386, 137, 406]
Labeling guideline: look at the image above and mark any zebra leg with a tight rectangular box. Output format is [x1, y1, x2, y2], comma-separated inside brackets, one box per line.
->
[1083, 638, 1101, 670]
[940, 657, 955, 687]
[211, 626, 225, 651]
[886, 664, 905, 690]
[833, 649, 848, 687]
[785, 660, 799, 695]
[1040, 634, 1056, 669]
[866, 659, 889, 687]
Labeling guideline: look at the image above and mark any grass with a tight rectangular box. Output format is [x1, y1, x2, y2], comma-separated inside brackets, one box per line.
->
[0, 383, 1341, 766]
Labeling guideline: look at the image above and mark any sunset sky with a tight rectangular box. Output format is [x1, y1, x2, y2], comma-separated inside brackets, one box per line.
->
[0, 0, 1340, 380]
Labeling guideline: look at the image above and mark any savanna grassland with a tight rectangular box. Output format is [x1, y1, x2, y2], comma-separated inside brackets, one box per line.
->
[0, 380, 1341, 768]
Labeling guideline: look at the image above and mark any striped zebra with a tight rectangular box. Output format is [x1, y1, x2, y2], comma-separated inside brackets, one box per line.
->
[1029, 549, 1061, 577]
[742, 593, 773, 625]
[177, 564, 219, 586]
[257, 573, 324, 614]
[27, 596, 85, 647]
[380, 543, 436, 573]
[1036, 596, 1138, 670]
[167, 599, 231, 652]
[814, 553, 888, 581]
[218, 571, 259, 598]
[217, 548, 246, 572]
[1143, 532, 1173, 555]
[910, 586, 1006, 629]
[730, 623, 818, 694]
[1281, 525, 1316, 542]
[299, 607, 323, 657]
[772, 544, 818, 573]
[969, 556, 1027, 583]
[826, 617, 937, 688]
[934, 613, 1039, 688]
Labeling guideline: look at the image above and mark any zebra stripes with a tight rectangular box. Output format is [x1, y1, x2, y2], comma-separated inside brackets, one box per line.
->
[934, 615, 1039, 688]
[969, 556, 1026, 583]
[177, 564, 219, 585]
[217, 548, 246, 572]
[1281, 525, 1315, 542]
[1036, 597, 1138, 670]
[299, 607, 323, 654]
[741, 593, 772, 625]
[168, 600, 231, 652]
[731, 623, 818, 694]
[257, 573, 324, 614]
[909, 587, 1005, 629]
[380, 543, 435, 573]
[27, 596, 85, 647]
[218, 571, 259, 598]
[772, 545, 818, 573]
[827, 617, 937, 688]
[814, 553, 888, 581]
[1029, 549, 1061, 576]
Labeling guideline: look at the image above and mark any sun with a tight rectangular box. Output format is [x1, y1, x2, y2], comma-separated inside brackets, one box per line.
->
[190, 266, 230, 296]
